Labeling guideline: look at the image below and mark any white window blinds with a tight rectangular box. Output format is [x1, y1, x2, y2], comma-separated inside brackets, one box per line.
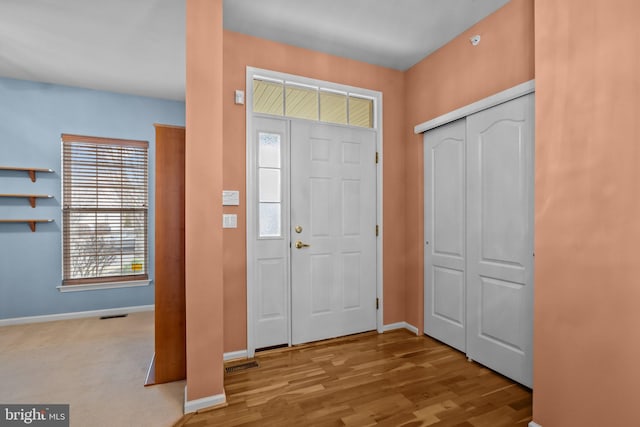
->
[62, 134, 148, 285]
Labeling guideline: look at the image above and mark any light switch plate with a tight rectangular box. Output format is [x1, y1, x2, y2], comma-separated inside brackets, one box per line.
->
[235, 90, 245, 105]
[222, 190, 240, 206]
[223, 214, 237, 229]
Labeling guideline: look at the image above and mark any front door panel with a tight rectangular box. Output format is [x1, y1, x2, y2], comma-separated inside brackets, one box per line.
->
[291, 121, 376, 345]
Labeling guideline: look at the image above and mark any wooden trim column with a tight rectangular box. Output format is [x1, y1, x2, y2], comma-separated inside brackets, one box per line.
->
[154, 124, 186, 384]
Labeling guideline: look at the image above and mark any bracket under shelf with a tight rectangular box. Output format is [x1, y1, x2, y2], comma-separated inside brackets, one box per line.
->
[0, 194, 53, 208]
[0, 166, 54, 182]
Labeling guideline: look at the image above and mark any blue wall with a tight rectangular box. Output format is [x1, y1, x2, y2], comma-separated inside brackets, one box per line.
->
[0, 77, 185, 319]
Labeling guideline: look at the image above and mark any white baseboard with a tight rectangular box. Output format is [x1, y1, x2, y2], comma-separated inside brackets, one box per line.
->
[529, 422, 542, 427]
[224, 350, 248, 361]
[184, 387, 226, 414]
[383, 321, 419, 335]
[0, 305, 155, 327]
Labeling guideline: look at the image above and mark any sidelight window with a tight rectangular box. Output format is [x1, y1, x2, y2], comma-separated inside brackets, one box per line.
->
[258, 132, 282, 237]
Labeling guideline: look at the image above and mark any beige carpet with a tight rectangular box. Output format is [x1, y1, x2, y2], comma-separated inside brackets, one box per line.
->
[0, 311, 184, 427]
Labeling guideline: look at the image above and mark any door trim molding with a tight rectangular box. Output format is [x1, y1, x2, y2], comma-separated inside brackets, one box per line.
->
[245, 67, 384, 357]
[414, 80, 535, 134]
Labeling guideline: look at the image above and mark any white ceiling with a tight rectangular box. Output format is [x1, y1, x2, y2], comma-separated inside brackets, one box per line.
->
[0, 0, 510, 101]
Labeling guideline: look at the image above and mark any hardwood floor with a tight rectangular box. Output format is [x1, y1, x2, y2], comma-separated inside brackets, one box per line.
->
[175, 329, 532, 427]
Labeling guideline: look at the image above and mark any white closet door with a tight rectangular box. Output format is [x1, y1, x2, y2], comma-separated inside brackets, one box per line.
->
[466, 94, 534, 387]
[423, 119, 466, 352]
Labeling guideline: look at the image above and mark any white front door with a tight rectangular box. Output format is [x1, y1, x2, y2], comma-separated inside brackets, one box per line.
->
[423, 118, 466, 352]
[290, 121, 377, 345]
[466, 94, 534, 387]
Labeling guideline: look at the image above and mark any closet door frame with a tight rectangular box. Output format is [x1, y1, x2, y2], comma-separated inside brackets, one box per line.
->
[417, 80, 535, 384]
[415, 81, 535, 135]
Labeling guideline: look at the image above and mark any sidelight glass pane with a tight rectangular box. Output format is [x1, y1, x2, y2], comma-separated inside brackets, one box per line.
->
[254, 80, 284, 116]
[349, 96, 374, 128]
[259, 203, 281, 237]
[258, 132, 281, 168]
[259, 168, 281, 202]
[320, 90, 348, 125]
[286, 85, 318, 120]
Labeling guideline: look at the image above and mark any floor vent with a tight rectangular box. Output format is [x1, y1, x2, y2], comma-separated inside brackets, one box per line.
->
[225, 361, 259, 374]
[99, 314, 128, 320]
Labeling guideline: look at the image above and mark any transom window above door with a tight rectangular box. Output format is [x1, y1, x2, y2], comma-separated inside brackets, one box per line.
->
[253, 78, 375, 128]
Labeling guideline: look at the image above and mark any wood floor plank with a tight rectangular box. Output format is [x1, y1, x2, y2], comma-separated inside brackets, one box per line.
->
[176, 330, 532, 426]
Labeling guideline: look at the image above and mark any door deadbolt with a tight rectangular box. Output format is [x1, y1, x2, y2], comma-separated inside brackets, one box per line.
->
[295, 225, 303, 234]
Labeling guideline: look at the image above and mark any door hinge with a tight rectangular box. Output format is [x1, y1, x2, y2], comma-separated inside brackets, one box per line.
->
[376, 298, 379, 310]
[376, 224, 379, 236]
[375, 151, 379, 164]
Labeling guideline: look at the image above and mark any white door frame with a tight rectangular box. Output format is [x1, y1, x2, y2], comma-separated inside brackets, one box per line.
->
[245, 67, 384, 357]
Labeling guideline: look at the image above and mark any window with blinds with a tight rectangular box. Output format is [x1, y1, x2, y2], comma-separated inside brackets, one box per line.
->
[62, 134, 148, 286]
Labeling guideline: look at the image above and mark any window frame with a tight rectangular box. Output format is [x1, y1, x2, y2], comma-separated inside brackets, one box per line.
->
[60, 133, 150, 289]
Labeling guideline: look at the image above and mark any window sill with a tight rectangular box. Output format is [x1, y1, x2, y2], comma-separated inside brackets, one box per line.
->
[57, 279, 152, 293]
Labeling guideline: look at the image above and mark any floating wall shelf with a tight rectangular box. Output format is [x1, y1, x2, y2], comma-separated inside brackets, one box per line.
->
[0, 219, 54, 232]
[0, 194, 53, 208]
[0, 166, 55, 231]
[0, 166, 54, 182]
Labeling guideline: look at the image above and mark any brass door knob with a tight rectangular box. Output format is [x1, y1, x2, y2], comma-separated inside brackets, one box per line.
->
[295, 240, 310, 249]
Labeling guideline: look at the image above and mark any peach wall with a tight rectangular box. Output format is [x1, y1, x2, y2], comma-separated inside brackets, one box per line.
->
[222, 31, 406, 352]
[185, 0, 225, 401]
[533, 0, 640, 425]
[403, 0, 535, 333]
